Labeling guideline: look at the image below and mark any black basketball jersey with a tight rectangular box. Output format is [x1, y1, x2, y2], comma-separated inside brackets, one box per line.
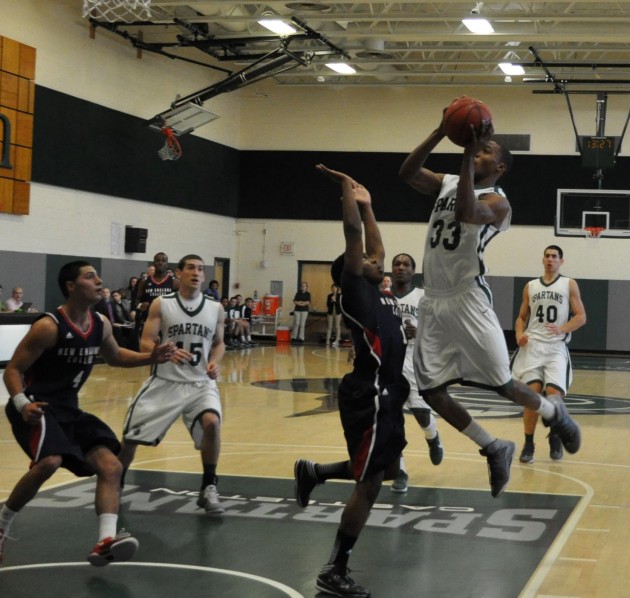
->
[340, 270, 407, 388]
[24, 308, 104, 420]
[140, 274, 176, 304]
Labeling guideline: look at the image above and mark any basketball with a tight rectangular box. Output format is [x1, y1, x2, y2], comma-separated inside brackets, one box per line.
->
[442, 96, 493, 147]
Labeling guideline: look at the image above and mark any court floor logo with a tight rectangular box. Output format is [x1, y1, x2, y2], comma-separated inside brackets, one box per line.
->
[253, 378, 630, 418]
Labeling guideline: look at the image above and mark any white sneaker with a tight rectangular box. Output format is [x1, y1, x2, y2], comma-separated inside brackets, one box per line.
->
[196, 484, 225, 515]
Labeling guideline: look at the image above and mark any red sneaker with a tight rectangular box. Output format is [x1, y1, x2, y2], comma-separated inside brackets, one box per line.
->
[87, 530, 139, 567]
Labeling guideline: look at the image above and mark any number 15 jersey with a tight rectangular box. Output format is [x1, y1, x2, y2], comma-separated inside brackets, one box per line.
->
[422, 174, 511, 295]
[153, 293, 222, 383]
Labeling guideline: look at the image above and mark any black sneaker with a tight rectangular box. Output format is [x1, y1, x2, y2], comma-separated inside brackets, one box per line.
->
[316, 569, 370, 597]
[479, 439, 515, 498]
[519, 442, 535, 463]
[390, 469, 408, 493]
[548, 432, 564, 460]
[543, 397, 580, 454]
[294, 459, 319, 508]
[427, 433, 444, 465]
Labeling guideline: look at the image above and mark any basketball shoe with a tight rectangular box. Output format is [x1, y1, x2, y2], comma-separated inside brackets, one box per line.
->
[519, 442, 535, 464]
[316, 566, 370, 598]
[543, 397, 580, 454]
[88, 529, 139, 567]
[197, 484, 225, 515]
[294, 459, 319, 507]
[479, 439, 515, 498]
[427, 433, 444, 465]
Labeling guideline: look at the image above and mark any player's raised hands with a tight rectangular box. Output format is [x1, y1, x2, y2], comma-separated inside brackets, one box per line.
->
[316, 164, 371, 205]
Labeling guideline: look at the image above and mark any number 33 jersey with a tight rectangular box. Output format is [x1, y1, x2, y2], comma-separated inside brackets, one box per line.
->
[422, 173, 511, 295]
[154, 293, 222, 383]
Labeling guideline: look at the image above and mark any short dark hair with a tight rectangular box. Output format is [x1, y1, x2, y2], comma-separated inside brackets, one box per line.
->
[392, 253, 416, 270]
[331, 254, 345, 286]
[177, 254, 204, 270]
[545, 244, 563, 259]
[495, 140, 513, 176]
[58, 261, 92, 298]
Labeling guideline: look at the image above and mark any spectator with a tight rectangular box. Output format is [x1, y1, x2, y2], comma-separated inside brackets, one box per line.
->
[127, 276, 139, 308]
[3, 287, 36, 313]
[205, 280, 220, 301]
[291, 282, 311, 344]
[326, 284, 342, 347]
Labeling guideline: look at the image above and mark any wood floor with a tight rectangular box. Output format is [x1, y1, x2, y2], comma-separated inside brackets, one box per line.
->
[1, 343, 629, 597]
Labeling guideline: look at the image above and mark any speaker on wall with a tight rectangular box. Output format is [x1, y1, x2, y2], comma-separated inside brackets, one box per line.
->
[125, 226, 148, 253]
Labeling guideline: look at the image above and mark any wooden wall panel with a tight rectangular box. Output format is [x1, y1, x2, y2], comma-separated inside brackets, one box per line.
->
[0, 35, 35, 215]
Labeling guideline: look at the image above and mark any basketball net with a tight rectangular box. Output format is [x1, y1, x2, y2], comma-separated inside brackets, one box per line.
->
[157, 127, 182, 161]
[82, 0, 152, 22]
[583, 226, 605, 245]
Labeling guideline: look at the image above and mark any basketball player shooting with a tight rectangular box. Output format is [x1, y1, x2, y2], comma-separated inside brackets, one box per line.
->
[398, 101, 582, 498]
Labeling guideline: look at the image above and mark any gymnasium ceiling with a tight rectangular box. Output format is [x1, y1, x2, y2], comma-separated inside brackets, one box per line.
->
[86, 1, 630, 91]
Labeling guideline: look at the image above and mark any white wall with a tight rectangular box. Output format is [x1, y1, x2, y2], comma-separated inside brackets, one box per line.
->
[238, 79, 630, 155]
[232, 218, 626, 316]
[0, 183, 236, 267]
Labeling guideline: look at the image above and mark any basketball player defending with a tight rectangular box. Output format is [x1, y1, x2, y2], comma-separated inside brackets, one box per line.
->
[118, 254, 226, 515]
[399, 110, 581, 497]
[512, 245, 586, 463]
[1, 261, 175, 566]
[294, 164, 409, 598]
[389, 253, 444, 494]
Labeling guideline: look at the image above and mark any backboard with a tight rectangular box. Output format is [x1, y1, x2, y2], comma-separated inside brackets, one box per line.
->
[555, 189, 630, 238]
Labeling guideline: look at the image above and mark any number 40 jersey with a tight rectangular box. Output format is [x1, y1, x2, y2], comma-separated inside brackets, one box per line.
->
[154, 293, 222, 383]
[422, 173, 511, 295]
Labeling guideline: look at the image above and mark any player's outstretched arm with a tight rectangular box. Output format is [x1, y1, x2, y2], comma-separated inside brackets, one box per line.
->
[100, 303, 175, 366]
[399, 113, 447, 195]
[316, 164, 366, 278]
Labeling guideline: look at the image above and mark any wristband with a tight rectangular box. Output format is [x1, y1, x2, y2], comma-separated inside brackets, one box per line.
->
[11, 392, 31, 412]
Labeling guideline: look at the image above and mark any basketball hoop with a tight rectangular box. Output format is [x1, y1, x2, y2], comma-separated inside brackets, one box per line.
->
[157, 127, 182, 161]
[584, 226, 605, 239]
[82, 0, 152, 22]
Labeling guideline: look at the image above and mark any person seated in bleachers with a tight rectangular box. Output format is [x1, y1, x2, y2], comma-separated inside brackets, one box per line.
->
[2, 287, 37, 313]
[205, 280, 220, 301]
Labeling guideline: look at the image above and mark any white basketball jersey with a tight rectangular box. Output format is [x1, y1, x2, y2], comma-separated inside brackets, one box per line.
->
[395, 286, 424, 348]
[153, 292, 221, 382]
[525, 275, 572, 343]
[423, 174, 511, 295]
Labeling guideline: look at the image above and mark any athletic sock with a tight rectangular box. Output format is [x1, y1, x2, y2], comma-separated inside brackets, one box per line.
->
[315, 461, 352, 481]
[535, 395, 556, 421]
[462, 420, 495, 449]
[98, 513, 118, 542]
[0, 505, 17, 535]
[201, 464, 218, 490]
[422, 415, 438, 440]
[323, 530, 357, 573]
[525, 433, 535, 444]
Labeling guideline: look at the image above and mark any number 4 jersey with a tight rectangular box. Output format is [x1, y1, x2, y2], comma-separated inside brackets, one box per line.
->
[422, 173, 511, 295]
[153, 292, 222, 383]
[24, 308, 104, 421]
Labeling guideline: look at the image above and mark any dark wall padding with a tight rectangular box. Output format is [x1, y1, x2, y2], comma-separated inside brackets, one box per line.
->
[238, 150, 630, 224]
[30, 85, 629, 226]
[32, 86, 240, 217]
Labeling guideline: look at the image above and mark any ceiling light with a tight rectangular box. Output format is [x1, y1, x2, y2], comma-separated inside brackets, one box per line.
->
[499, 62, 525, 75]
[462, 17, 494, 34]
[326, 62, 356, 75]
[258, 19, 297, 35]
